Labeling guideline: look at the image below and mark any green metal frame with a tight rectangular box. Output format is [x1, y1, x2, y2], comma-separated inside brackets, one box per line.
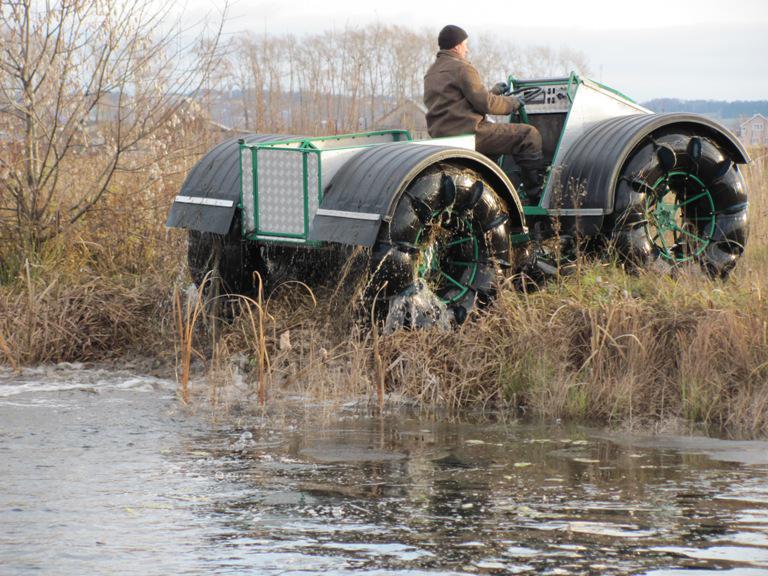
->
[504, 72, 582, 216]
[253, 129, 411, 150]
[504, 72, 642, 221]
[242, 145, 323, 242]
[414, 210, 480, 305]
[238, 130, 411, 246]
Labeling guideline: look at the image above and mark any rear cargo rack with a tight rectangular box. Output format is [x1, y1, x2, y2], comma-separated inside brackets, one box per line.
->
[239, 130, 411, 244]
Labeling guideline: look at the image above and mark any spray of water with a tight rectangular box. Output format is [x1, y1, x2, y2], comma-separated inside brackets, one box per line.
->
[383, 279, 453, 334]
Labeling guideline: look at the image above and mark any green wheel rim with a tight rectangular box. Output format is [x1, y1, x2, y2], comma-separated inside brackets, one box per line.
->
[414, 210, 479, 305]
[644, 170, 716, 263]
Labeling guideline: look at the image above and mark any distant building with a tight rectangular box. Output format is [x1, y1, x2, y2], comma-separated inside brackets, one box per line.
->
[375, 99, 428, 139]
[739, 114, 768, 146]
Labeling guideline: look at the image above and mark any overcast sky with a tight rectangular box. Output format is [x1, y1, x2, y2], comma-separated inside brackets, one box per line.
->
[188, 0, 768, 101]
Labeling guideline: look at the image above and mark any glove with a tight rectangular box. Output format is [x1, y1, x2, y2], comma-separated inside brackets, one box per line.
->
[508, 95, 523, 111]
[491, 82, 509, 95]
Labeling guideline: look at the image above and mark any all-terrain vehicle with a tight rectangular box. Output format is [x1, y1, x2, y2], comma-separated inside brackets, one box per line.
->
[166, 73, 750, 324]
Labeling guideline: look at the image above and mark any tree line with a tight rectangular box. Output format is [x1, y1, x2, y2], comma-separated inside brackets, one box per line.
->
[643, 98, 768, 120]
[208, 25, 591, 135]
[0, 0, 589, 266]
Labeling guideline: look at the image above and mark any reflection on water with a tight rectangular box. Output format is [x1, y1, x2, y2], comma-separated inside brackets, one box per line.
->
[2, 366, 768, 575]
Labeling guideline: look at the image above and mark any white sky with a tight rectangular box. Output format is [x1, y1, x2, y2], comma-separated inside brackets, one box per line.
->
[187, 0, 768, 101]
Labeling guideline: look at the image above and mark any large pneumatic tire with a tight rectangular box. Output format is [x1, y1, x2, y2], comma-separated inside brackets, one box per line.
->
[368, 163, 515, 325]
[612, 129, 749, 278]
[187, 215, 268, 295]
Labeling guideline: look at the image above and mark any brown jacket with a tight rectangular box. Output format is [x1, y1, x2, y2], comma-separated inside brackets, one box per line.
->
[423, 50, 520, 138]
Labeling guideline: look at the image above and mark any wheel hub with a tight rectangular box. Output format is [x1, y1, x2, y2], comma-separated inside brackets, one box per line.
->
[645, 170, 716, 263]
[415, 212, 479, 305]
[652, 201, 677, 230]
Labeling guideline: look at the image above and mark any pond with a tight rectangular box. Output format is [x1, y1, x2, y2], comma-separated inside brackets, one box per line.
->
[2, 365, 768, 575]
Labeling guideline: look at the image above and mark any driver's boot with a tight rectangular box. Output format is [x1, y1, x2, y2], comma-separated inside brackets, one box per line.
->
[517, 153, 544, 204]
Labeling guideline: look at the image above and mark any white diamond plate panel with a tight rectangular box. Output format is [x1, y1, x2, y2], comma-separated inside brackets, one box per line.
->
[257, 149, 306, 236]
[241, 148, 256, 233]
[307, 152, 320, 223]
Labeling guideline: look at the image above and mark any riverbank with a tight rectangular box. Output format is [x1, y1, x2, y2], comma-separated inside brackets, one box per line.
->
[1, 151, 766, 434]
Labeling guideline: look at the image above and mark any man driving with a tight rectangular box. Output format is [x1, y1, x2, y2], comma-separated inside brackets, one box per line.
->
[423, 25, 544, 199]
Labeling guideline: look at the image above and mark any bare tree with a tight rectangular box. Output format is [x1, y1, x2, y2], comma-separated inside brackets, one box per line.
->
[0, 0, 225, 256]
[220, 24, 590, 137]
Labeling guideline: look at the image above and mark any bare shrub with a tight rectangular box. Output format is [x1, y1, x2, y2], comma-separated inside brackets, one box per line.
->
[0, 0, 225, 262]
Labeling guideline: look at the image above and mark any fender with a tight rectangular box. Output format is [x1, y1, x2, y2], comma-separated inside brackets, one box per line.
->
[549, 113, 750, 227]
[166, 133, 291, 234]
[309, 142, 526, 247]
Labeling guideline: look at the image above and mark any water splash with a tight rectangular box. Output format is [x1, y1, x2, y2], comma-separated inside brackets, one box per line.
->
[383, 279, 453, 334]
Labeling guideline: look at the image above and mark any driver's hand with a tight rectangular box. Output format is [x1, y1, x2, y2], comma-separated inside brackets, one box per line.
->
[508, 95, 523, 111]
[491, 82, 509, 95]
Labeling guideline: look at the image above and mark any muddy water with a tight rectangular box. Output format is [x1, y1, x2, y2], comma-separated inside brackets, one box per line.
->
[2, 367, 768, 575]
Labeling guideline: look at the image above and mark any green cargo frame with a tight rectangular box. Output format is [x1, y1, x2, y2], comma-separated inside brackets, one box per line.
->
[239, 130, 411, 244]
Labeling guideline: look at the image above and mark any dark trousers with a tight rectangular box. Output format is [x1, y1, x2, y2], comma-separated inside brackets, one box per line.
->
[476, 121, 543, 197]
[475, 121, 542, 168]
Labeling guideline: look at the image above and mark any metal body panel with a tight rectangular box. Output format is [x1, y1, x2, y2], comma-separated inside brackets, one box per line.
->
[256, 148, 311, 236]
[516, 81, 572, 115]
[165, 202, 236, 235]
[309, 142, 524, 247]
[541, 80, 652, 208]
[166, 133, 291, 234]
[241, 147, 256, 233]
[173, 195, 234, 208]
[316, 208, 381, 221]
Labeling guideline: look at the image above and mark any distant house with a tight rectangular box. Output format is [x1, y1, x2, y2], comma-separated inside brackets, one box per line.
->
[740, 114, 768, 146]
[375, 99, 428, 139]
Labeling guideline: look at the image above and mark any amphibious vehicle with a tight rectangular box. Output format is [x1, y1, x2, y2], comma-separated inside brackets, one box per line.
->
[167, 73, 750, 324]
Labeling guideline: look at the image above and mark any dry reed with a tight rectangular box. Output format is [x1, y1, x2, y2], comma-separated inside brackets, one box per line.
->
[1, 147, 766, 436]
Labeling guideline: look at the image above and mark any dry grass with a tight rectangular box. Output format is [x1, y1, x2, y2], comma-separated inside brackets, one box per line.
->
[199, 147, 768, 435]
[0, 147, 767, 435]
[0, 163, 184, 366]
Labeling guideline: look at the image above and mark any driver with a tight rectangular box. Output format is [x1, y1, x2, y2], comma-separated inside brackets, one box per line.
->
[423, 25, 544, 199]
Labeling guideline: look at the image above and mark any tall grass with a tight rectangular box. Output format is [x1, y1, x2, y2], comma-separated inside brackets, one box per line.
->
[204, 148, 768, 434]
[0, 147, 766, 435]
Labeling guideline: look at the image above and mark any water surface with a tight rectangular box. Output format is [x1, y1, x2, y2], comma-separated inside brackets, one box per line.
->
[2, 365, 768, 575]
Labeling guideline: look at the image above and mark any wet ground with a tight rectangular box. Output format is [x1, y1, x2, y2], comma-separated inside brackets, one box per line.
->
[2, 366, 768, 575]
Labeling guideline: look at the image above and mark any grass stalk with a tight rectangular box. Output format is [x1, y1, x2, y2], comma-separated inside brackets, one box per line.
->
[173, 275, 208, 404]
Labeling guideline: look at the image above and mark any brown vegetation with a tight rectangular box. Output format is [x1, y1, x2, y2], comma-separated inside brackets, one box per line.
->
[0, 9, 765, 435]
[0, 0, 225, 261]
[0, 150, 766, 434]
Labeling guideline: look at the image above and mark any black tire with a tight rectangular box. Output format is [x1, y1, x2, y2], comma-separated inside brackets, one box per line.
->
[611, 129, 749, 278]
[187, 214, 268, 295]
[367, 163, 515, 324]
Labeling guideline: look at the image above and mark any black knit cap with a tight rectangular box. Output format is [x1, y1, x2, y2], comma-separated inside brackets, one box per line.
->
[438, 25, 468, 50]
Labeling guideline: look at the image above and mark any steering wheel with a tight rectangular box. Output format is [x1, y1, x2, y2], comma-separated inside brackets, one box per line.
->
[510, 86, 543, 102]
